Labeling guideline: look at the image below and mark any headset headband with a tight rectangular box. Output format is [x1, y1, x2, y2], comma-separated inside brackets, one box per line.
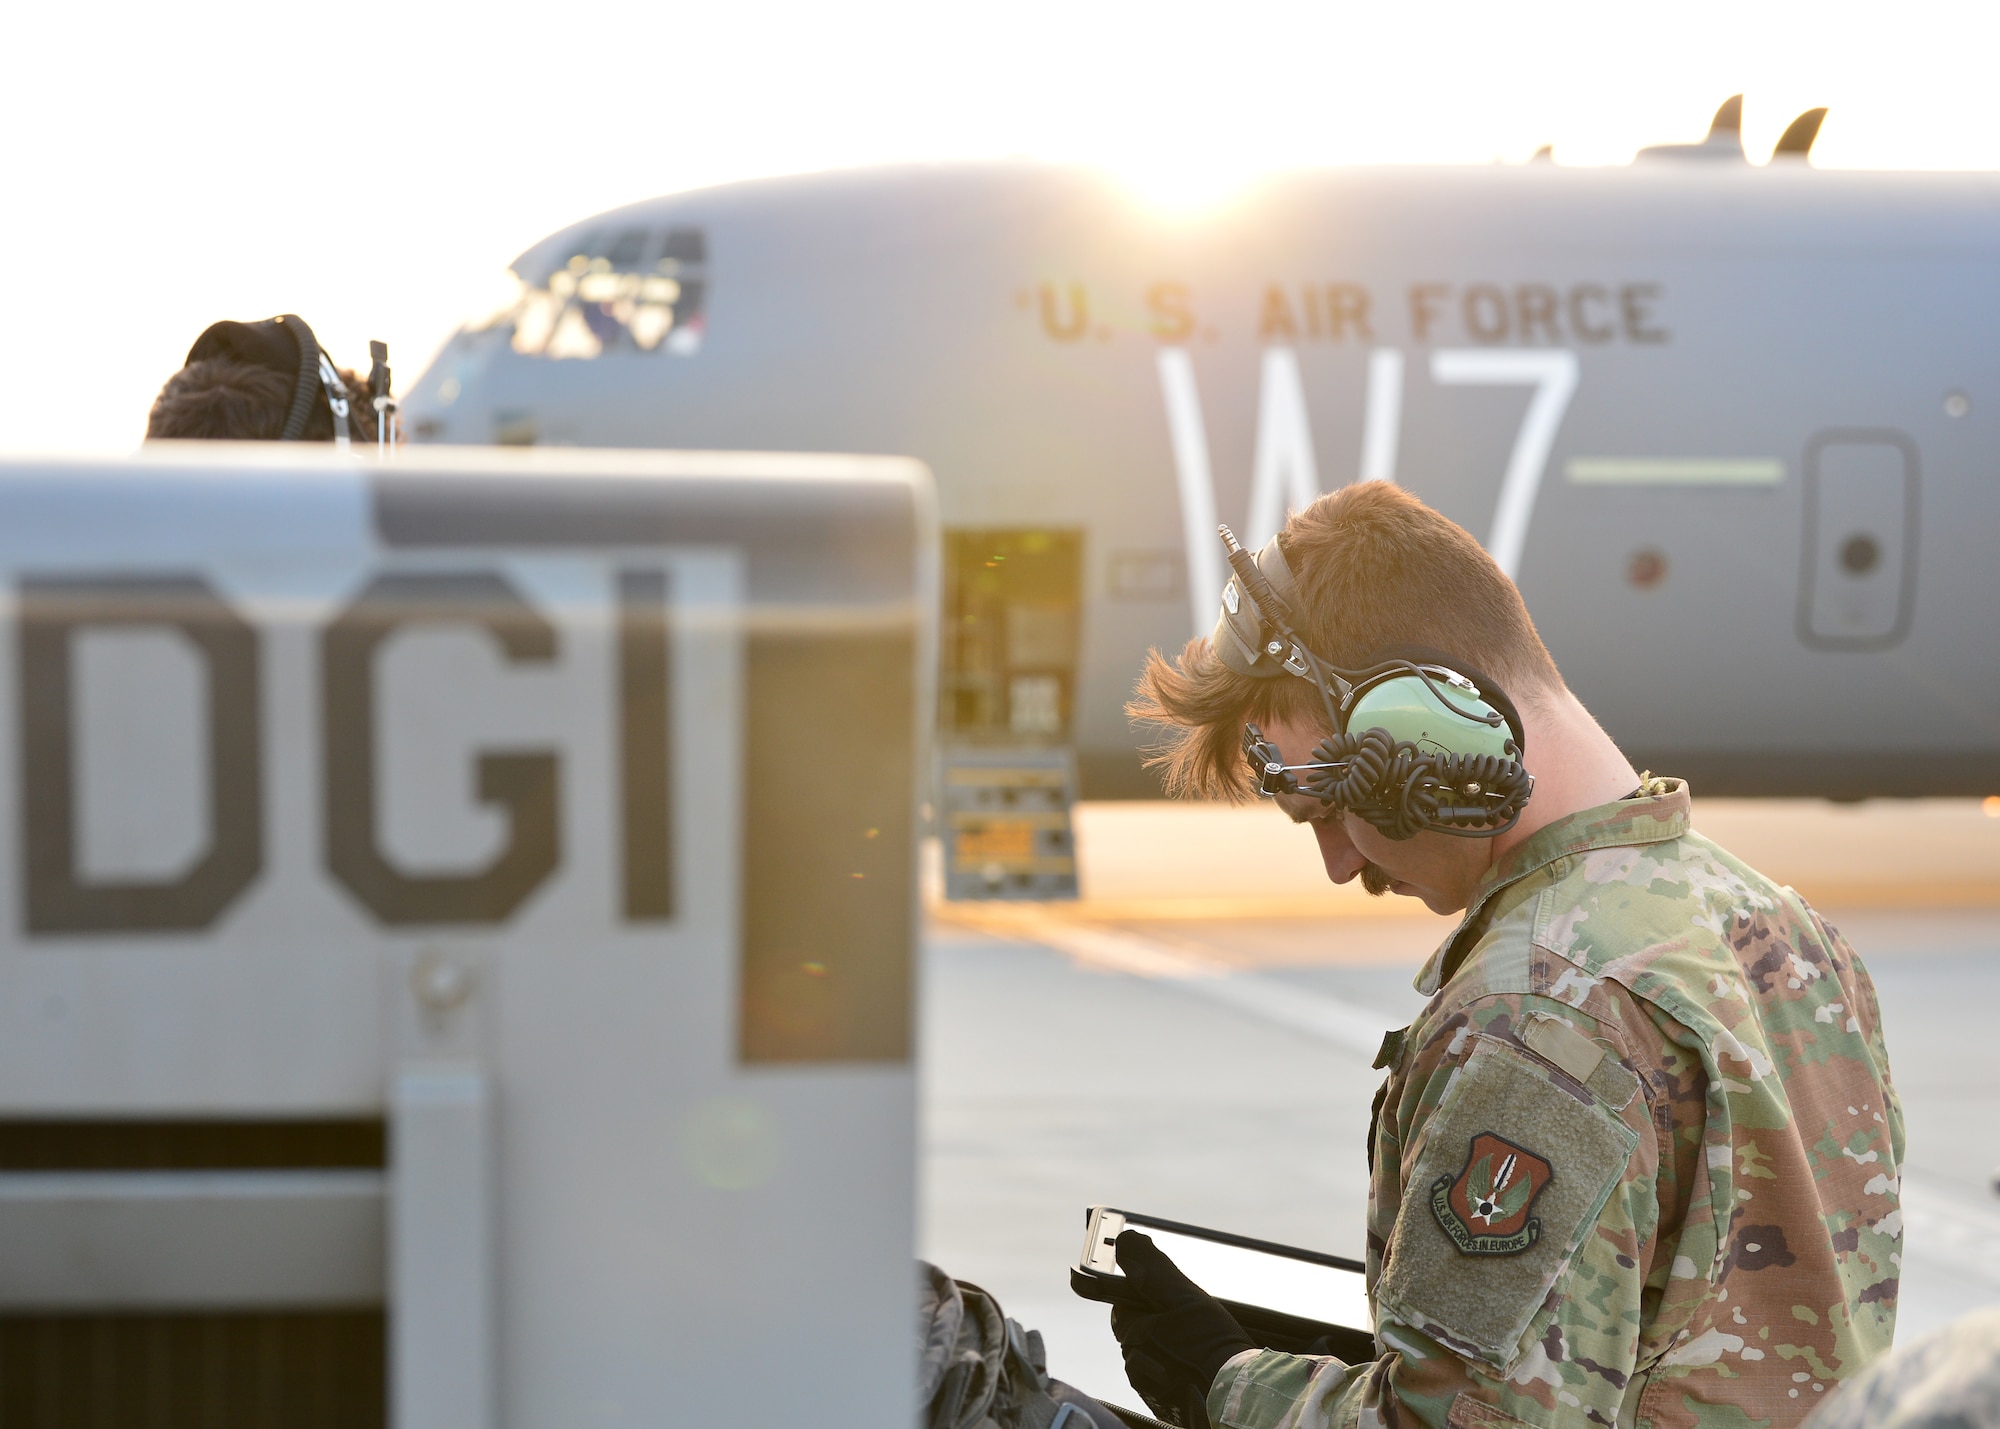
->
[1212, 534, 1306, 678]
[1208, 528, 1523, 747]
[184, 314, 349, 448]
[278, 315, 325, 441]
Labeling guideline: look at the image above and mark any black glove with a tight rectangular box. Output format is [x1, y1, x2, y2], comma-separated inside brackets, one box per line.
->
[1108, 1231, 1255, 1428]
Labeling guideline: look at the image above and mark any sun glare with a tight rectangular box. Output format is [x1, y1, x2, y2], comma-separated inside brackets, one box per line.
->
[13, 0, 2000, 450]
[1108, 154, 1271, 221]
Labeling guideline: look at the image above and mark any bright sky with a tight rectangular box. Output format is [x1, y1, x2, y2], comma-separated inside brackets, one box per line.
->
[6, 0, 1999, 454]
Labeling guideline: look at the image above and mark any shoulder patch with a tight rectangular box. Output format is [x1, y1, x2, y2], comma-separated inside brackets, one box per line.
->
[1377, 1034, 1641, 1372]
[1431, 1133, 1554, 1255]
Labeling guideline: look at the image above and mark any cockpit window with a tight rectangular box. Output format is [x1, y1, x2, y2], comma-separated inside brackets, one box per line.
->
[605, 228, 649, 268]
[476, 226, 709, 360]
[660, 228, 706, 265]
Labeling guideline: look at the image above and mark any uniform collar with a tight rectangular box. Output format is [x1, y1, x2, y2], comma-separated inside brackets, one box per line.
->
[1414, 778, 1691, 996]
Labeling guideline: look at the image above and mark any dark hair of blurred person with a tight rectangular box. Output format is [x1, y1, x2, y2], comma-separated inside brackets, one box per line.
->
[146, 315, 371, 442]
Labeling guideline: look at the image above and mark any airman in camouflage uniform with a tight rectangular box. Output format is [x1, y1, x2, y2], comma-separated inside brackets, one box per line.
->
[1125, 482, 1902, 1429]
[1206, 779, 1904, 1429]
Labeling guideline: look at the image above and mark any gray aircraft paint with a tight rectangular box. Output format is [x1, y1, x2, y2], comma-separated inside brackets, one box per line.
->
[404, 160, 2000, 798]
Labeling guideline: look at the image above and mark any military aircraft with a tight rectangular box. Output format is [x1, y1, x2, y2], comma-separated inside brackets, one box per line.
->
[403, 97, 2000, 802]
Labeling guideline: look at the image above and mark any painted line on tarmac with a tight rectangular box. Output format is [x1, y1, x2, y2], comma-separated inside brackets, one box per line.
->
[1183, 974, 1398, 1060]
[948, 911, 2000, 1295]
[988, 919, 1232, 983]
[956, 911, 1396, 1060]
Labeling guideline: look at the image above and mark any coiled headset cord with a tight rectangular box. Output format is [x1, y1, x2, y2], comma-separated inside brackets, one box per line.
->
[1305, 730, 1534, 840]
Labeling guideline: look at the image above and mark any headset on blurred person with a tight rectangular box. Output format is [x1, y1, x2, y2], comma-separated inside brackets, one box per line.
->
[177, 315, 396, 450]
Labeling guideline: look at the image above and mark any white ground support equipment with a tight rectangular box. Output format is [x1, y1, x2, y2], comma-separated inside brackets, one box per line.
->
[0, 444, 935, 1428]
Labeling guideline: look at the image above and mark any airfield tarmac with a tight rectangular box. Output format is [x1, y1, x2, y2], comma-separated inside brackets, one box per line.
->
[919, 798, 2000, 1401]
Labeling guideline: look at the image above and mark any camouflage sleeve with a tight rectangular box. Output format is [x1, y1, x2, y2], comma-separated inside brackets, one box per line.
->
[1209, 990, 1664, 1429]
[1207, 1347, 1366, 1429]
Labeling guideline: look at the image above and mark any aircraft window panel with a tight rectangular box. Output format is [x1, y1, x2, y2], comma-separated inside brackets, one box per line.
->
[665, 279, 706, 354]
[579, 301, 625, 348]
[660, 227, 707, 266]
[510, 292, 562, 355]
[605, 228, 648, 268]
[629, 304, 673, 351]
[475, 227, 707, 359]
[543, 305, 604, 360]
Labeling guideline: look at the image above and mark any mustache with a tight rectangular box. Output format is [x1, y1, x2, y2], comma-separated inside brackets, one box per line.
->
[1360, 863, 1395, 897]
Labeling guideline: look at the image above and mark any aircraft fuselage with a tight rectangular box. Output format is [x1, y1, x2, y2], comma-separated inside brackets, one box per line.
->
[406, 163, 2000, 797]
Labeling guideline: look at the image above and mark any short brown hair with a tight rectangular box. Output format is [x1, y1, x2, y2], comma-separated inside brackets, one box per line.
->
[147, 358, 371, 442]
[1128, 483, 1563, 799]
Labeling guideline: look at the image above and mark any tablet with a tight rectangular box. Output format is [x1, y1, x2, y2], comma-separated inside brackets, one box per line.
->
[1071, 1206, 1374, 1362]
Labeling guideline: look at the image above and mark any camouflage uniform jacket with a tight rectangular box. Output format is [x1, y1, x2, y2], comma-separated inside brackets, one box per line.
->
[1207, 781, 1903, 1429]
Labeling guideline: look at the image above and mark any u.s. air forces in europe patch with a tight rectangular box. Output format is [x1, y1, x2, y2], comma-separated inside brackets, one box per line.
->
[1376, 1033, 1640, 1371]
[1432, 1133, 1553, 1255]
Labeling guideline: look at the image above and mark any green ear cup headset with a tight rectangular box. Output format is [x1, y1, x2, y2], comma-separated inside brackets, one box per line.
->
[1211, 525, 1534, 839]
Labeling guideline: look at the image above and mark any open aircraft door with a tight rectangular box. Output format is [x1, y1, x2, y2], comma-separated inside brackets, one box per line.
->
[0, 445, 934, 1428]
[936, 529, 1083, 900]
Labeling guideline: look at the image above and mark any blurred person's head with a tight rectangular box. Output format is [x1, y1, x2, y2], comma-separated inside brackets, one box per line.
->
[1129, 482, 1635, 915]
[147, 315, 372, 443]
